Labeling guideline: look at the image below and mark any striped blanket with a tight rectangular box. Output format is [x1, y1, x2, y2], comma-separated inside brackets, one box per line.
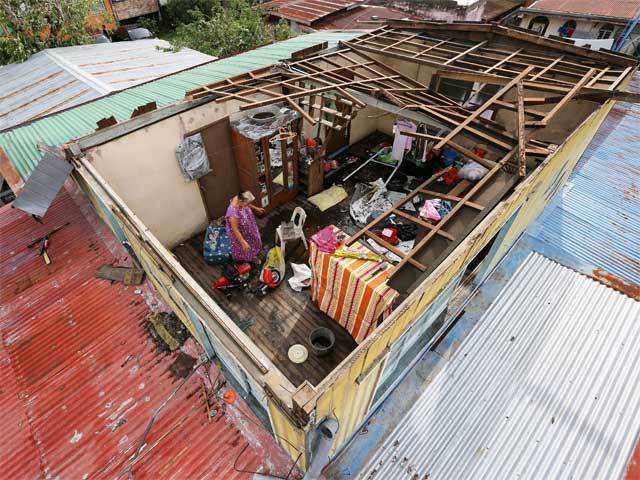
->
[309, 227, 399, 343]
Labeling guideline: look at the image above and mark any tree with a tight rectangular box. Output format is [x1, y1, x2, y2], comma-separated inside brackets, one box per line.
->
[169, 0, 294, 59]
[0, 0, 111, 65]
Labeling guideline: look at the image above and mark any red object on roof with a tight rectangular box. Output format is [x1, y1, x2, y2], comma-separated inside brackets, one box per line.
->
[262, 0, 359, 25]
[527, 0, 640, 20]
[0, 185, 296, 479]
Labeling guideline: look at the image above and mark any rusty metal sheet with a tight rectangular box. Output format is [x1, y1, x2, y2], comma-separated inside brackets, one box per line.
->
[527, 0, 640, 19]
[0, 187, 296, 479]
[263, 0, 358, 24]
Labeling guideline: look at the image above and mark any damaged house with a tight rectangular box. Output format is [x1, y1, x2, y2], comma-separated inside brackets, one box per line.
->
[27, 21, 637, 471]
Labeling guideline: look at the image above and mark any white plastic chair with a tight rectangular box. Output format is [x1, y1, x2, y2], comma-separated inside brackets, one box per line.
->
[275, 207, 307, 258]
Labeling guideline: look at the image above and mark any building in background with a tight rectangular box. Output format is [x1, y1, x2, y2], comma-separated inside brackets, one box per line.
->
[504, 0, 640, 56]
[106, 0, 161, 23]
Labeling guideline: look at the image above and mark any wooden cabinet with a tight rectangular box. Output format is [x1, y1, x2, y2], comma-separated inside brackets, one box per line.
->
[231, 123, 300, 214]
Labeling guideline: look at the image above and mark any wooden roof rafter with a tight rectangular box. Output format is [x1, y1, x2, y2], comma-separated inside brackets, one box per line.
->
[342, 27, 632, 92]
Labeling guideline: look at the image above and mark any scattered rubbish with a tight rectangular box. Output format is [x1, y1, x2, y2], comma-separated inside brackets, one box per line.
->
[223, 389, 237, 405]
[25, 222, 69, 265]
[234, 318, 255, 331]
[147, 312, 190, 352]
[169, 352, 197, 378]
[459, 160, 488, 181]
[95, 264, 145, 285]
[288, 344, 309, 363]
[288, 263, 312, 292]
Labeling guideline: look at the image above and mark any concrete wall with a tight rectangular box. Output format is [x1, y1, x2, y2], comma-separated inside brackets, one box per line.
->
[516, 12, 639, 55]
[87, 100, 240, 248]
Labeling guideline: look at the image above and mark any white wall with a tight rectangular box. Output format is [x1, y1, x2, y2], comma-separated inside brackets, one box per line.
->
[87, 100, 240, 248]
[517, 13, 638, 54]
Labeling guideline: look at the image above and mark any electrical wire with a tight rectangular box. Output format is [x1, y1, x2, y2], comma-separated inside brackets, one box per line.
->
[120, 357, 208, 479]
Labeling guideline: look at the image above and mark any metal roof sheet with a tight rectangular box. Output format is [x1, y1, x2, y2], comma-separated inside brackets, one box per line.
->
[262, 0, 360, 25]
[0, 31, 362, 181]
[526, 0, 640, 20]
[0, 40, 213, 132]
[527, 74, 640, 292]
[0, 187, 296, 479]
[361, 252, 640, 480]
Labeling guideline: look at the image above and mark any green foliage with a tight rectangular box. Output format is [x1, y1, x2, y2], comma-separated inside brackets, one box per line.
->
[136, 16, 159, 34]
[0, 0, 105, 65]
[163, 0, 218, 28]
[169, 0, 295, 58]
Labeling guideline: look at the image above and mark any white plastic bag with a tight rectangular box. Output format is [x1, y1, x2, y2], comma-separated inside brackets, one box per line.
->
[458, 161, 488, 181]
[288, 263, 312, 292]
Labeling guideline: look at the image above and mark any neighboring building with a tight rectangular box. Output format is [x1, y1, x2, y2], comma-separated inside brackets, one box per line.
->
[262, 1, 418, 31]
[0, 39, 214, 134]
[504, 0, 640, 56]
[107, 0, 160, 23]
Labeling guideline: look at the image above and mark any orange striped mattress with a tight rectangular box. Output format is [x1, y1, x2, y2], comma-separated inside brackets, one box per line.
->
[309, 227, 399, 343]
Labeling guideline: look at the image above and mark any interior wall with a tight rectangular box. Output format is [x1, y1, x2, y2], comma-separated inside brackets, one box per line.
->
[88, 99, 241, 249]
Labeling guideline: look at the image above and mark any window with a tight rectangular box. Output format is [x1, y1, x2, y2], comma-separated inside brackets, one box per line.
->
[558, 20, 577, 38]
[528, 16, 549, 35]
[598, 23, 615, 39]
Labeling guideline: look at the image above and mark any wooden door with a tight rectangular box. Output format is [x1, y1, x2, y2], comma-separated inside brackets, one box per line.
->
[197, 117, 240, 221]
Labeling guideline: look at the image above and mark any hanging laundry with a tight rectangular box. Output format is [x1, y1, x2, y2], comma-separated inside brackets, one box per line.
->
[391, 119, 416, 161]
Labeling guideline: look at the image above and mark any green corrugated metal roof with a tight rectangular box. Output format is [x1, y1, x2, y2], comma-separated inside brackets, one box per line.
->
[1, 31, 362, 180]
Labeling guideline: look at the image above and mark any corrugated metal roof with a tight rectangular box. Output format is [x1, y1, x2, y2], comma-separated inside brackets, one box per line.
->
[527, 74, 640, 293]
[312, 5, 417, 30]
[527, 0, 640, 20]
[361, 252, 640, 480]
[0, 39, 213, 132]
[0, 187, 296, 479]
[0, 31, 362, 181]
[262, 0, 360, 25]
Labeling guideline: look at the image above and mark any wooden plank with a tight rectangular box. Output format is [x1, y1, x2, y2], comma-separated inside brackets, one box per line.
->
[443, 40, 487, 66]
[391, 208, 456, 240]
[418, 190, 484, 211]
[586, 67, 610, 87]
[516, 81, 526, 177]
[530, 55, 564, 81]
[484, 48, 522, 74]
[413, 39, 450, 58]
[608, 66, 633, 91]
[287, 98, 316, 124]
[434, 66, 535, 151]
[532, 68, 596, 127]
[389, 148, 517, 277]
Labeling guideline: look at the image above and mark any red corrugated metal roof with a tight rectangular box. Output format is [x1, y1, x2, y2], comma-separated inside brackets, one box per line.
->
[527, 0, 640, 20]
[0, 185, 297, 479]
[263, 0, 359, 25]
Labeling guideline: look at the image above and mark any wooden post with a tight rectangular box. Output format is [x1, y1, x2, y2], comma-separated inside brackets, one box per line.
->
[516, 81, 526, 177]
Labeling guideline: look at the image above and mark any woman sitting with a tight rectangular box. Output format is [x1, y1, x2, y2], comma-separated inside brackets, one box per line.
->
[225, 191, 264, 264]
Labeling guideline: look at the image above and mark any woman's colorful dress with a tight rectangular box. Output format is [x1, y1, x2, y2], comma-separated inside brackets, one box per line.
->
[225, 203, 262, 262]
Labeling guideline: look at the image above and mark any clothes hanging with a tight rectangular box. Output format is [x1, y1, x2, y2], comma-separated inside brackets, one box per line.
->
[391, 119, 416, 161]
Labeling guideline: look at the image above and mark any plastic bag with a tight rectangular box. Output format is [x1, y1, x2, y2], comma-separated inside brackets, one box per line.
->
[288, 263, 312, 291]
[176, 133, 210, 181]
[458, 161, 488, 181]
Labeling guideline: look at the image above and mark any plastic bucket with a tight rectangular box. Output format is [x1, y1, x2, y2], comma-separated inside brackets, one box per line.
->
[309, 327, 335, 356]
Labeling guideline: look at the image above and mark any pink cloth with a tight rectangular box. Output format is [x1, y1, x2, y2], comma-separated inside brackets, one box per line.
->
[225, 203, 262, 262]
[391, 119, 416, 161]
[311, 226, 340, 254]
